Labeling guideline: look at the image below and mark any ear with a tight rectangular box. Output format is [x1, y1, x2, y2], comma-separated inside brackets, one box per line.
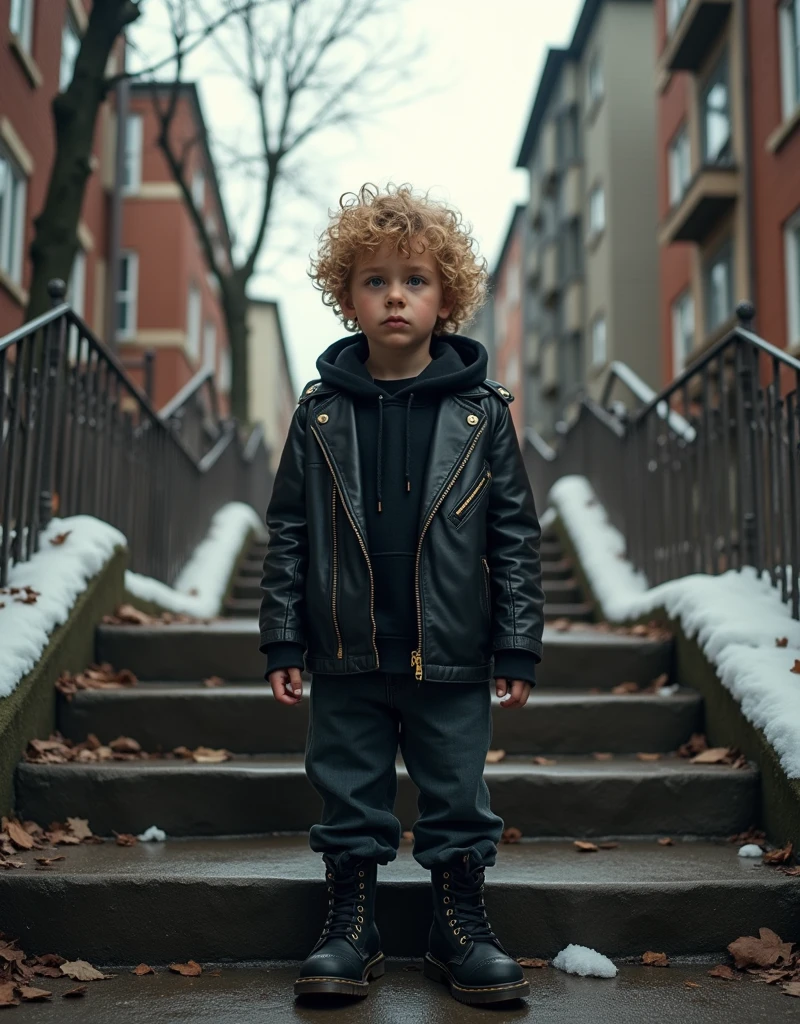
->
[340, 290, 356, 321]
[438, 289, 454, 322]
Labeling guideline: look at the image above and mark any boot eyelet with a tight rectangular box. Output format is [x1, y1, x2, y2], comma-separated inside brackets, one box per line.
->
[443, 896, 450, 903]
[449, 920, 455, 928]
[446, 909, 453, 916]
[360, 882, 365, 888]
[351, 932, 358, 941]
[454, 928, 460, 935]
[356, 924, 362, 932]
[443, 872, 449, 878]
[443, 883, 449, 889]
[357, 916, 364, 923]
[357, 905, 364, 913]
[459, 936, 467, 945]
[358, 870, 365, 877]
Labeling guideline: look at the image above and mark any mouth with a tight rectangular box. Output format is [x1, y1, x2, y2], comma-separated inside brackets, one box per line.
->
[383, 317, 409, 326]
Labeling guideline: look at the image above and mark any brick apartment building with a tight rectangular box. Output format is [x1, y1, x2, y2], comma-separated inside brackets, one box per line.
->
[514, 0, 660, 439]
[0, 0, 298, 430]
[656, 0, 800, 380]
[488, 205, 527, 436]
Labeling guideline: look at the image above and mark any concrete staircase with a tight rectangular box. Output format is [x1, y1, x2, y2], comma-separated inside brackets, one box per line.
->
[2, 529, 799, 977]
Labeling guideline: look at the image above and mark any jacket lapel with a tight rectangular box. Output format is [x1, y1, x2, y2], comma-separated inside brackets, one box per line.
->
[309, 392, 370, 546]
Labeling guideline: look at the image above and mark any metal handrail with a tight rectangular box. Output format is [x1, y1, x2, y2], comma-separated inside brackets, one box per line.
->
[1, 280, 272, 586]
[524, 302, 800, 619]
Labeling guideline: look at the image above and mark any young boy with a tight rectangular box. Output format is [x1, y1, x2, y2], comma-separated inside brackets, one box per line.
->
[259, 183, 545, 1006]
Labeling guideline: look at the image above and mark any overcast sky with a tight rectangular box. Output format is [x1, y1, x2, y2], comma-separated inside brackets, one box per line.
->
[137, 0, 584, 390]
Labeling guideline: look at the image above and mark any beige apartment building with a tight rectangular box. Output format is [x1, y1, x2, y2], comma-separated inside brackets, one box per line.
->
[517, 0, 659, 438]
[247, 298, 296, 474]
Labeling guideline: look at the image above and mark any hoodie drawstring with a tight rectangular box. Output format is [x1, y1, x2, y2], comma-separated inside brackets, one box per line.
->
[376, 391, 415, 512]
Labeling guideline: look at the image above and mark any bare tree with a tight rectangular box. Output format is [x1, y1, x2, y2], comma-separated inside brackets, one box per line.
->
[150, 0, 419, 422]
[25, 0, 246, 322]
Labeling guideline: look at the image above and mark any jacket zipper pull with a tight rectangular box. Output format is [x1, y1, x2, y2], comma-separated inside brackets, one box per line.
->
[411, 649, 423, 680]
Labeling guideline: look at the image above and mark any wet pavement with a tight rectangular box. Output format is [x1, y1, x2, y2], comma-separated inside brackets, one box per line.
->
[4, 959, 797, 1023]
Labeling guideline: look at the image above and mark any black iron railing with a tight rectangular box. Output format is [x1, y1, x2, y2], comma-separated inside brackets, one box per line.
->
[524, 303, 800, 619]
[159, 367, 223, 462]
[1, 281, 272, 587]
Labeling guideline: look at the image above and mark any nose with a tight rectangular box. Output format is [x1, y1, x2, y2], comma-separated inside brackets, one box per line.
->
[386, 279, 405, 306]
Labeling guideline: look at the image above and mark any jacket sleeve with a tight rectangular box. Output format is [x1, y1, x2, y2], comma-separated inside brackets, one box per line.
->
[258, 401, 310, 654]
[485, 401, 545, 663]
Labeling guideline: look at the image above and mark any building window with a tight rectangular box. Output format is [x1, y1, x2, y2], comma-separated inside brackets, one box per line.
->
[666, 0, 689, 34]
[702, 51, 732, 165]
[779, 1, 800, 119]
[785, 209, 800, 349]
[587, 50, 604, 107]
[191, 168, 205, 210]
[671, 290, 695, 375]
[9, 0, 35, 54]
[557, 105, 580, 166]
[591, 314, 607, 367]
[0, 143, 27, 286]
[560, 219, 582, 279]
[59, 9, 80, 91]
[67, 248, 86, 320]
[704, 239, 734, 333]
[589, 184, 606, 236]
[203, 320, 217, 371]
[219, 347, 231, 391]
[122, 114, 143, 193]
[668, 124, 691, 206]
[187, 283, 202, 362]
[116, 252, 138, 339]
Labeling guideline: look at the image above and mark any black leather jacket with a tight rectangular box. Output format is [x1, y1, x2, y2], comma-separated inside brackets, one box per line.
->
[258, 376, 545, 683]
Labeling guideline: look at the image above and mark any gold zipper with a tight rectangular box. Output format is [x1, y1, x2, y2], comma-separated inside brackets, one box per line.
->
[455, 469, 492, 516]
[311, 424, 379, 668]
[331, 483, 343, 659]
[481, 557, 491, 611]
[411, 420, 487, 680]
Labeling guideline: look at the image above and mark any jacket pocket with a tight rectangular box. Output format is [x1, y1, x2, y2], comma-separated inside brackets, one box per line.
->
[448, 460, 492, 529]
[481, 557, 491, 616]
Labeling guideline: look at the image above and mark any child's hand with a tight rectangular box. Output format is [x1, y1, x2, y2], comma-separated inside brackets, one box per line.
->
[269, 667, 304, 705]
[495, 678, 531, 708]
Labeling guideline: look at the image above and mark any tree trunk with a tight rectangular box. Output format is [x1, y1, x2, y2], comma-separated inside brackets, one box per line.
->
[221, 271, 251, 423]
[25, 0, 140, 321]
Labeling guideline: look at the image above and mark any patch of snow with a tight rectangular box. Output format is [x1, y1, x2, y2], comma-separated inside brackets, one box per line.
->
[0, 516, 124, 698]
[539, 506, 557, 531]
[552, 944, 618, 978]
[125, 502, 265, 618]
[656, 684, 680, 697]
[738, 844, 764, 858]
[549, 475, 800, 778]
[137, 826, 167, 842]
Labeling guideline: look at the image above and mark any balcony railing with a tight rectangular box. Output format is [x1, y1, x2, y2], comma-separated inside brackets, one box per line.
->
[0, 281, 272, 586]
[661, 0, 732, 73]
[524, 303, 800, 619]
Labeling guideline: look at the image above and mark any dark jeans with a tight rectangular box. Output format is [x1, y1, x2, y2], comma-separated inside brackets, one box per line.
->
[305, 672, 504, 871]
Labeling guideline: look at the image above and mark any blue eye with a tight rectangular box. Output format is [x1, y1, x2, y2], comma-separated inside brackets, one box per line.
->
[409, 276, 424, 286]
[366, 277, 383, 287]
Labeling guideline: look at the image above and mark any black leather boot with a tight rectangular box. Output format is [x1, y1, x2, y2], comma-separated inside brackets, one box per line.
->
[424, 852, 529, 1004]
[294, 853, 385, 997]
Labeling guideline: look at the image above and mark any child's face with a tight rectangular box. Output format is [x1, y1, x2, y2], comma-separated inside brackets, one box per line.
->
[340, 238, 452, 348]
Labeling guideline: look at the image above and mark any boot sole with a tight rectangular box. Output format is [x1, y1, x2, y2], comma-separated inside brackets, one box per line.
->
[423, 953, 530, 1005]
[294, 952, 386, 997]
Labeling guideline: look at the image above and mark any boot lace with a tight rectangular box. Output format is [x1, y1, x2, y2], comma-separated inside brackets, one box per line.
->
[322, 861, 364, 940]
[448, 865, 497, 943]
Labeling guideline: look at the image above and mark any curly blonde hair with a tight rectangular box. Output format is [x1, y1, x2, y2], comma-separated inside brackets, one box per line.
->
[309, 183, 488, 335]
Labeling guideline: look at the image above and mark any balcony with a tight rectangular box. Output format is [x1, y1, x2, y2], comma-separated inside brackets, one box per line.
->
[525, 330, 541, 371]
[541, 340, 559, 395]
[526, 245, 541, 284]
[530, 175, 543, 227]
[561, 166, 581, 221]
[563, 281, 584, 333]
[542, 121, 558, 187]
[660, 0, 732, 74]
[659, 164, 740, 245]
[541, 242, 559, 303]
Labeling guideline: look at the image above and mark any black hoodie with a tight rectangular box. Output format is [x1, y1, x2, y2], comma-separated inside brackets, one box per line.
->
[266, 332, 539, 686]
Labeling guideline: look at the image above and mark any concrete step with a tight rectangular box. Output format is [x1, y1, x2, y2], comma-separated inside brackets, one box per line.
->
[543, 579, 583, 603]
[541, 558, 574, 581]
[15, 755, 758, 839]
[2, 961, 797, 1023]
[236, 563, 262, 578]
[58, 685, 704, 756]
[230, 578, 260, 600]
[223, 597, 261, 616]
[544, 602, 595, 622]
[0, 835, 795, 963]
[94, 621, 674, 687]
[540, 540, 563, 559]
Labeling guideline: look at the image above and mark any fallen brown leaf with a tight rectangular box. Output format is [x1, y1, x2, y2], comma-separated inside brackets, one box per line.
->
[34, 856, 65, 866]
[516, 957, 549, 968]
[133, 964, 154, 976]
[191, 747, 231, 764]
[636, 753, 662, 762]
[678, 733, 708, 758]
[776, 637, 789, 647]
[658, 838, 674, 846]
[49, 531, 72, 546]
[66, 817, 93, 840]
[401, 831, 414, 841]
[642, 951, 669, 967]
[109, 736, 142, 754]
[18, 985, 52, 1001]
[611, 681, 639, 695]
[114, 832, 138, 847]
[684, 980, 701, 988]
[169, 961, 202, 977]
[60, 960, 115, 982]
[203, 676, 225, 688]
[501, 826, 522, 844]
[485, 749, 506, 764]
[574, 841, 599, 853]
[593, 752, 614, 761]
[728, 929, 794, 969]
[63, 984, 88, 998]
[708, 964, 739, 980]
[0, 982, 18, 1007]
[530, 756, 557, 766]
[784, 982, 800, 996]
[643, 673, 670, 694]
[3, 818, 36, 850]
[791, 659, 800, 675]
[764, 843, 794, 865]
[691, 747, 733, 764]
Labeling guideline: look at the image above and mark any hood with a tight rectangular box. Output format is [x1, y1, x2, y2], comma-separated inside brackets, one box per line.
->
[315, 332, 489, 512]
